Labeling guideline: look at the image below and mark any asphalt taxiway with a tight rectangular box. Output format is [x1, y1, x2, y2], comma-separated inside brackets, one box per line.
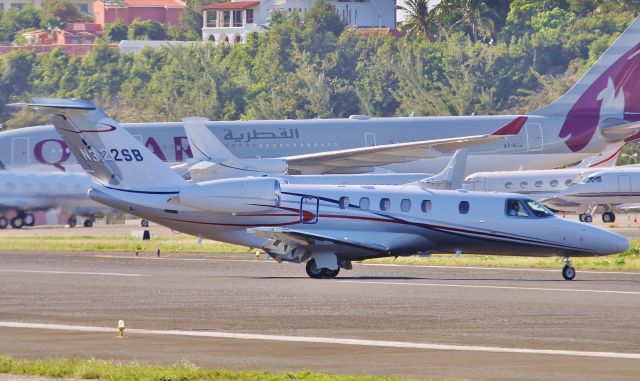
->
[0, 250, 639, 380]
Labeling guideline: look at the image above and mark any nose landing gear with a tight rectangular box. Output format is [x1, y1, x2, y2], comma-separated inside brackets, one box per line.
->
[562, 257, 576, 281]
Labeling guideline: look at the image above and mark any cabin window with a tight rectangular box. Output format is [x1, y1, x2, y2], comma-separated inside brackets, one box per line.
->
[535, 181, 543, 188]
[380, 198, 391, 211]
[400, 199, 411, 212]
[584, 175, 602, 183]
[565, 179, 573, 186]
[359, 197, 370, 210]
[421, 200, 432, 213]
[339, 196, 349, 209]
[526, 200, 554, 217]
[506, 199, 530, 217]
[505, 182, 513, 189]
[458, 201, 469, 214]
[520, 181, 528, 188]
[550, 179, 559, 187]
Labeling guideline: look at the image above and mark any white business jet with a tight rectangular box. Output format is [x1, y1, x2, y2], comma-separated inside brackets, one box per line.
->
[15, 99, 629, 281]
[546, 167, 640, 223]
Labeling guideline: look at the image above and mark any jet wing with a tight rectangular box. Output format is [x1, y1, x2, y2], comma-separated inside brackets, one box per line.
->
[284, 117, 527, 172]
[600, 119, 640, 141]
[248, 227, 390, 258]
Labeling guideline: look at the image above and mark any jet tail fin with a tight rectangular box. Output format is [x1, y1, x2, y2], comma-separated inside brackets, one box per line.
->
[419, 149, 469, 190]
[11, 98, 186, 190]
[183, 117, 235, 162]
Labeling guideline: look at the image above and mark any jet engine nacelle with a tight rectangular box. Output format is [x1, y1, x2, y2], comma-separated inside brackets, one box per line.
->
[179, 177, 281, 214]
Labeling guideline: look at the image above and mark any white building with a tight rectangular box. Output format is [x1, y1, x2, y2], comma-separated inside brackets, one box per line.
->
[202, 0, 397, 45]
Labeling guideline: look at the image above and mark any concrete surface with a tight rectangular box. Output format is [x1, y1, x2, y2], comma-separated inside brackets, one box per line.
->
[0, 251, 638, 380]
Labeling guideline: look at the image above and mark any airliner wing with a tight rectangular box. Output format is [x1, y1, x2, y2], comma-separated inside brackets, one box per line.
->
[285, 117, 527, 172]
[600, 119, 640, 141]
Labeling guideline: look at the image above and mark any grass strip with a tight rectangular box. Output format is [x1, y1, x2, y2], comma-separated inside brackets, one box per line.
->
[0, 355, 428, 381]
[1, 235, 640, 271]
[0, 235, 249, 254]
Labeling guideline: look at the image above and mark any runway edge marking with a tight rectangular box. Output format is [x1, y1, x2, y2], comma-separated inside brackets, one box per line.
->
[1, 322, 639, 360]
[337, 280, 640, 295]
[0, 269, 144, 277]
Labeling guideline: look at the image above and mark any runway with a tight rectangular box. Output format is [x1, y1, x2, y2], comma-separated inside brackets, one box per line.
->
[1, 251, 639, 380]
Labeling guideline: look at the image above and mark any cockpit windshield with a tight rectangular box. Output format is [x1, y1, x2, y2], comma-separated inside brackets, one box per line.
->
[583, 175, 602, 183]
[506, 199, 554, 218]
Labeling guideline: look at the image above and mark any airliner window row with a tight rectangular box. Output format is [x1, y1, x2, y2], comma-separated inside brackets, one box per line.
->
[337, 197, 434, 214]
[224, 142, 340, 148]
[505, 179, 572, 189]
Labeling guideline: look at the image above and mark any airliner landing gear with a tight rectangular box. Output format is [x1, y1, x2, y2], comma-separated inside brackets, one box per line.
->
[578, 214, 593, 223]
[83, 215, 96, 228]
[67, 215, 77, 228]
[562, 257, 576, 281]
[23, 213, 35, 227]
[602, 211, 616, 223]
[10, 215, 24, 229]
[305, 258, 340, 279]
[0, 216, 7, 229]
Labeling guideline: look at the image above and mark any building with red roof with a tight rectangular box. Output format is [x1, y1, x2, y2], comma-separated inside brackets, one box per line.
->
[93, 0, 187, 26]
[202, 0, 397, 45]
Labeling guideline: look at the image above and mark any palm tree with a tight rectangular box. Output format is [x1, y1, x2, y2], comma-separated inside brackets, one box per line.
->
[396, 0, 439, 41]
[452, 0, 498, 42]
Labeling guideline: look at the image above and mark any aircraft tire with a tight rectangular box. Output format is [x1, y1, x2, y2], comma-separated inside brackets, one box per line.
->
[322, 267, 340, 278]
[584, 215, 593, 223]
[10, 216, 24, 229]
[24, 213, 35, 226]
[578, 214, 585, 222]
[68, 216, 77, 228]
[602, 212, 615, 223]
[83, 219, 93, 228]
[141, 219, 149, 227]
[305, 259, 324, 279]
[562, 265, 576, 281]
[0, 217, 7, 229]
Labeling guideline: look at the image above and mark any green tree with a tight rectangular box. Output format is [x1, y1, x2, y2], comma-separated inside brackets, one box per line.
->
[397, 0, 439, 41]
[0, 7, 41, 43]
[40, 0, 90, 29]
[450, 0, 499, 42]
[104, 20, 128, 42]
[127, 18, 167, 40]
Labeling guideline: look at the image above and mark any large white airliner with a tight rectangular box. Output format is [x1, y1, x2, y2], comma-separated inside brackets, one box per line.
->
[4, 16, 640, 175]
[14, 99, 630, 281]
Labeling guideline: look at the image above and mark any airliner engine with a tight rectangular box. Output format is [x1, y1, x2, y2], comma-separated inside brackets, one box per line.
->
[179, 177, 281, 214]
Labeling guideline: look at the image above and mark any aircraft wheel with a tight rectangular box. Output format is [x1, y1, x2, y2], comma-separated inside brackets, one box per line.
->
[584, 215, 593, 223]
[0, 217, 8, 229]
[141, 219, 149, 227]
[578, 214, 585, 222]
[10, 216, 24, 229]
[83, 219, 93, 228]
[24, 213, 35, 226]
[602, 212, 615, 223]
[322, 267, 340, 278]
[67, 216, 77, 228]
[305, 259, 324, 279]
[562, 265, 576, 281]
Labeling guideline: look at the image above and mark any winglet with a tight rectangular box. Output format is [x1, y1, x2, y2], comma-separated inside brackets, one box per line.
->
[492, 116, 528, 136]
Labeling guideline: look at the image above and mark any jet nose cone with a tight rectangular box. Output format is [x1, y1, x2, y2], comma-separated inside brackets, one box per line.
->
[599, 231, 630, 255]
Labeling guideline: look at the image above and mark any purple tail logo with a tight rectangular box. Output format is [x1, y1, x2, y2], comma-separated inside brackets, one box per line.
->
[559, 42, 640, 152]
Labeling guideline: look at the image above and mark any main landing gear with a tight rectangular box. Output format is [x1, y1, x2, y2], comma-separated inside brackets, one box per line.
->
[602, 211, 616, 223]
[9, 211, 34, 229]
[562, 257, 576, 281]
[0, 216, 8, 229]
[305, 258, 340, 279]
[578, 214, 593, 223]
